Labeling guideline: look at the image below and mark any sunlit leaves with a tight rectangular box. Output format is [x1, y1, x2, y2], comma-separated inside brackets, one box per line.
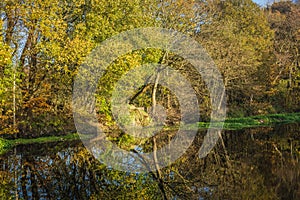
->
[197, 0, 274, 116]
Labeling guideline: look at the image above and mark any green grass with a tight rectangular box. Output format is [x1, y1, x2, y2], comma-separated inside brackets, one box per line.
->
[173, 112, 300, 131]
[0, 138, 13, 154]
[200, 112, 300, 130]
[0, 133, 80, 154]
[12, 133, 80, 145]
[0, 113, 300, 154]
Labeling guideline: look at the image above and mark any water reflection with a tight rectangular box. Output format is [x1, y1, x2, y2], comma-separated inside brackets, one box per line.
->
[0, 123, 299, 199]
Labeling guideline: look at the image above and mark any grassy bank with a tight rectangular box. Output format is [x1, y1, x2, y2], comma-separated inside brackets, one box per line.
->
[198, 112, 300, 130]
[1, 112, 300, 154]
[0, 133, 80, 154]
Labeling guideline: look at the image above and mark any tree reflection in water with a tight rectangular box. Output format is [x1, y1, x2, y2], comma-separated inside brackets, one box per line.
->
[0, 123, 299, 199]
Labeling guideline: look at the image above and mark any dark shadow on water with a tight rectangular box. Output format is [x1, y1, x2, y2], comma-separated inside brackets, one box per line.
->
[0, 123, 299, 199]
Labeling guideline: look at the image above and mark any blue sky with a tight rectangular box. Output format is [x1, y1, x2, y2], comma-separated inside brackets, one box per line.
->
[252, 0, 271, 7]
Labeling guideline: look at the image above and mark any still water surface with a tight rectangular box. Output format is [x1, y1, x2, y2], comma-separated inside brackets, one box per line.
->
[0, 123, 299, 199]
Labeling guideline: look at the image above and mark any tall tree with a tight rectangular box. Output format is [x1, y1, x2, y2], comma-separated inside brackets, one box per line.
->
[197, 0, 274, 116]
[0, 0, 156, 136]
[0, 19, 15, 134]
[266, 1, 300, 111]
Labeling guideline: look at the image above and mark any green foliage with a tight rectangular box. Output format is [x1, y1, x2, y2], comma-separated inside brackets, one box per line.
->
[198, 0, 274, 116]
[0, 138, 12, 154]
[266, 1, 300, 112]
[0, 0, 157, 136]
[0, 0, 299, 137]
[95, 49, 164, 128]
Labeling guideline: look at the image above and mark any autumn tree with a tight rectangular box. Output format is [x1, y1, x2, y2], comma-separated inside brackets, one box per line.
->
[0, 0, 157, 136]
[197, 0, 274, 116]
[0, 18, 15, 134]
[266, 1, 300, 111]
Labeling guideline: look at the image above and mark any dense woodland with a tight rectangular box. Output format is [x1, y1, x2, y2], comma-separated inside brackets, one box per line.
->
[0, 0, 299, 138]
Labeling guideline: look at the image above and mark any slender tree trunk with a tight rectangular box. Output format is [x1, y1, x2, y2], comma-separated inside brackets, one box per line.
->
[289, 65, 292, 88]
[218, 87, 226, 111]
[13, 64, 18, 200]
[152, 71, 160, 114]
[13, 64, 16, 132]
[152, 51, 167, 114]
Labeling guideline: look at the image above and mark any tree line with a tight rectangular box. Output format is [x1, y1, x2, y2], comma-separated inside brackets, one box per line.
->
[0, 0, 299, 137]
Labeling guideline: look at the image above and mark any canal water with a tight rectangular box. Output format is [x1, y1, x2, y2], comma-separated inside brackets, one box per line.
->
[0, 123, 299, 199]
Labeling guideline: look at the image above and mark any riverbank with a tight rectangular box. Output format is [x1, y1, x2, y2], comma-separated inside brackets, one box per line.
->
[1, 112, 299, 154]
[199, 112, 300, 130]
[0, 133, 80, 154]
